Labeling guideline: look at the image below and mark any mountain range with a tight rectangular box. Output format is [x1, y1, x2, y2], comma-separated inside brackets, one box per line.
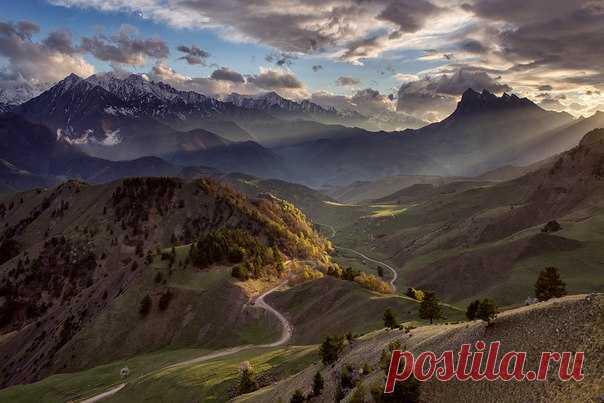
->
[2, 73, 604, 189]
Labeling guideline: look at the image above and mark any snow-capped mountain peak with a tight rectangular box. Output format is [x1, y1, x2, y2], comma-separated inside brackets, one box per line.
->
[224, 91, 335, 114]
[85, 72, 210, 106]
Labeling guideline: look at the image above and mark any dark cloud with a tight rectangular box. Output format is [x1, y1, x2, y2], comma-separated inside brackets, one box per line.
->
[340, 35, 386, 62]
[80, 26, 169, 65]
[0, 19, 93, 88]
[265, 52, 297, 67]
[312, 64, 323, 72]
[52, 0, 448, 64]
[0, 20, 39, 41]
[430, 69, 512, 96]
[210, 67, 245, 83]
[247, 69, 303, 90]
[537, 85, 553, 91]
[177, 44, 210, 65]
[377, 0, 444, 33]
[467, 0, 604, 74]
[43, 30, 77, 54]
[459, 39, 488, 54]
[396, 68, 513, 121]
[335, 76, 360, 86]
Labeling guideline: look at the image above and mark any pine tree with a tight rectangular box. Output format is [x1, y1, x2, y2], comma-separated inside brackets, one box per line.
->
[312, 371, 324, 396]
[465, 300, 480, 320]
[535, 267, 566, 301]
[319, 335, 345, 365]
[383, 308, 397, 329]
[290, 390, 305, 403]
[476, 299, 498, 325]
[419, 292, 442, 324]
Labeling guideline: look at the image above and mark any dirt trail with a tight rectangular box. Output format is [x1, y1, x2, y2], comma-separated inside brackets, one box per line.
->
[336, 246, 398, 291]
[76, 280, 293, 402]
[318, 223, 398, 291]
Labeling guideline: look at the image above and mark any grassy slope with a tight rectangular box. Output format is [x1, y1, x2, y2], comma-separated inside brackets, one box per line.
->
[6, 294, 599, 403]
[67, 261, 281, 371]
[266, 276, 464, 344]
[102, 346, 317, 403]
[0, 349, 211, 403]
[329, 170, 604, 305]
[0, 346, 318, 403]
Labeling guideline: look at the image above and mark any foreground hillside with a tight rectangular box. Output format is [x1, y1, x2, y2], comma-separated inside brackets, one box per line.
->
[239, 293, 603, 403]
[0, 177, 332, 387]
[4, 293, 597, 402]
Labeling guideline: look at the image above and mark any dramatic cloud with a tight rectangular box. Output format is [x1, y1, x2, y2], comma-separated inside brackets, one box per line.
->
[147, 63, 306, 99]
[210, 67, 245, 83]
[27, 0, 604, 116]
[42, 30, 77, 54]
[377, 0, 444, 33]
[246, 68, 309, 98]
[248, 67, 303, 89]
[311, 88, 426, 130]
[395, 69, 512, 121]
[428, 69, 512, 96]
[50, 0, 449, 64]
[335, 76, 360, 87]
[80, 25, 169, 65]
[312, 65, 323, 72]
[177, 44, 209, 65]
[0, 19, 93, 92]
[457, 0, 604, 114]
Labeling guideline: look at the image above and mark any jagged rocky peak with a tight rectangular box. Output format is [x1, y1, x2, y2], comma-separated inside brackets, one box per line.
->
[454, 87, 537, 115]
[52, 73, 83, 94]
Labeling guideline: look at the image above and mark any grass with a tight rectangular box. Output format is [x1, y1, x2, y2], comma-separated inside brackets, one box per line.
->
[498, 212, 604, 305]
[0, 346, 318, 403]
[102, 346, 318, 402]
[365, 204, 408, 218]
[0, 348, 212, 403]
[267, 277, 465, 344]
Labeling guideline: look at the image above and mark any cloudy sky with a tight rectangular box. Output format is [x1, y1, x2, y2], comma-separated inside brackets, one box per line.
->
[1, 0, 603, 125]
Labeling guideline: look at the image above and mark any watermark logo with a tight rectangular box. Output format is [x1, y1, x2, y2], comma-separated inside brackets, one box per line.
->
[385, 341, 584, 393]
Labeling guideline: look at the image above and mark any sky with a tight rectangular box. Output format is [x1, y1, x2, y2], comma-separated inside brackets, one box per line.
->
[1, 0, 603, 126]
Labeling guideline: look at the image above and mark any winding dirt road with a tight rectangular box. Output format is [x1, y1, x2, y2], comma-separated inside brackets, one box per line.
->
[336, 246, 398, 291]
[318, 223, 398, 292]
[78, 280, 292, 403]
[77, 226, 397, 403]
[254, 281, 293, 347]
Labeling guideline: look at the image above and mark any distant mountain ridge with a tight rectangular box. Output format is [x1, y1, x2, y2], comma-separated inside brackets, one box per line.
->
[6, 73, 604, 188]
[13, 73, 365, 147]
[277, 88, 581, 185]
[225, 91, 336, 115]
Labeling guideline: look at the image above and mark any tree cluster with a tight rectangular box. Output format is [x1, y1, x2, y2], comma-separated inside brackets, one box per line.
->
[466, 299, 498, 325]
